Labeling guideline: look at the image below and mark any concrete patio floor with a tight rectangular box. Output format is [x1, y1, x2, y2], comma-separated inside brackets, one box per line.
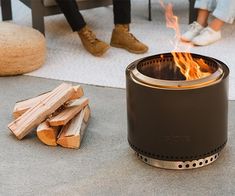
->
[0, 76, 234, 196]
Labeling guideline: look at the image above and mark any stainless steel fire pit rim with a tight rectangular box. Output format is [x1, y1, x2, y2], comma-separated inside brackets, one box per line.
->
[130, 67, 224, 90]
[136, 152, 220, 170]
[126, 53, 228, 90]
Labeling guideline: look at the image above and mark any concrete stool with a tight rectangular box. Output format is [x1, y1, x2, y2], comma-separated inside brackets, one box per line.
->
[0, 22, 46, 76]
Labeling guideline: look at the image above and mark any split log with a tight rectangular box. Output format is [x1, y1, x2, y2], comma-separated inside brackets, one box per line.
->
[70, 86, 84, 100]
[57, 106, 91, 149]
[37, 121, 59, 146]
[13, 92, 49, 119]
[48, 97, 89, 127]
[8, 83, 74, 140]
[13, 85, 84, 119]
[84, 105, 91, 123]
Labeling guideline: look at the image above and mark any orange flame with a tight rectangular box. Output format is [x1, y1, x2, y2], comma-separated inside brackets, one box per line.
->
[159, 0, 212, 80]
[172, 52, 212, 80]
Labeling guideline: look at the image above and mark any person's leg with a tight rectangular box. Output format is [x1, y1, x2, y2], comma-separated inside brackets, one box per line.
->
[192, 0, 234, 46]
[194, 0, 216, 13]
[196, 0, 235, 33]
[181, 0, 214, 42]
[113, 0, 131, 25]
[56, 0, 109, 56]
[195, 0, 226, 31]
[55, 0, 86, 31]
[197, 9, 210, 27]
[209, 0, 235, 31]
[209, 18, 224, 31]
[110, 0, 148, 54]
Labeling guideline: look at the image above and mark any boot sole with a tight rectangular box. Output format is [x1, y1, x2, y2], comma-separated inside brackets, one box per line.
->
[91, 46, 110, 57]
[110, 43, 148, 54]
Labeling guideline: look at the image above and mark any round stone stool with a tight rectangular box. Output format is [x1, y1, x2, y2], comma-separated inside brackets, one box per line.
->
[0, 22, 46, 76]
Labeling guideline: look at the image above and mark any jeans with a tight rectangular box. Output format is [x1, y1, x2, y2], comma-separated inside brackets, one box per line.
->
[195, 0, 235, 24]
[56, 0, 131, 31]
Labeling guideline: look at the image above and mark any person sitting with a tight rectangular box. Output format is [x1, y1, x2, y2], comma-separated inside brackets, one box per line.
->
[56, 0, 148, 56]
[181, 0, 235, 46]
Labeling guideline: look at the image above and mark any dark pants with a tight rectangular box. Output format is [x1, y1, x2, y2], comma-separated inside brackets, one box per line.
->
[56, 0, 131, 31]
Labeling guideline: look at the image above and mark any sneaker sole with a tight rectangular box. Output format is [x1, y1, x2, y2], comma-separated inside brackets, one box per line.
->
[110, 43, 148, 54]
[192, 37, 221, 46]
[180, 37, 191, 42]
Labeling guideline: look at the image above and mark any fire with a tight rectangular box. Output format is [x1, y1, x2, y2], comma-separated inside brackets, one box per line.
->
[159, 1, 212, 80]
[172, 52, 212, 80]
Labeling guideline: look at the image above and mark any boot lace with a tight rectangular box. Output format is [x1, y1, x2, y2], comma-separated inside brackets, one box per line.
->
[82, 28, 97, 44]
[189, 21, 202, 32]
[122, 26, 139, 42]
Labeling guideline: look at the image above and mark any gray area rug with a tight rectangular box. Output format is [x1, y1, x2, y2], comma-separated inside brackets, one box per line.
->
[1, 0, 235, 99]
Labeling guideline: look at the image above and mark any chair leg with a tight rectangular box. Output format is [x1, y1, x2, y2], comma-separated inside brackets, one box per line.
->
[1, 0, 13, 21]
[189, 0, 198, 24]
[31, 0, 45, 35]
[148, 0, 152, 21]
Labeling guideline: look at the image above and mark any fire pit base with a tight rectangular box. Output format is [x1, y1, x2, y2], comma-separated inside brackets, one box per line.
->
[136, 152, 220, 170]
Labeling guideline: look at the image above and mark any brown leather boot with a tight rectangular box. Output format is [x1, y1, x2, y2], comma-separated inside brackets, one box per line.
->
[78, 26, 110, 57]
[110, 24, 148, 54]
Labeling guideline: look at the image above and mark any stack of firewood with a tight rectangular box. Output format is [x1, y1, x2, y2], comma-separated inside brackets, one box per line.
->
[8, 83, 90, 149]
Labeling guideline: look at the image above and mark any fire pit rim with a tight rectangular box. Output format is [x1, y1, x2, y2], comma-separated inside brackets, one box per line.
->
[127, 52, 229, 90]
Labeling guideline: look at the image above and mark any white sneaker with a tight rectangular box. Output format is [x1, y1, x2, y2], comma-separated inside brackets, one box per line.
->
[181, 21, 204, 42]
[192, 27, 221, 46]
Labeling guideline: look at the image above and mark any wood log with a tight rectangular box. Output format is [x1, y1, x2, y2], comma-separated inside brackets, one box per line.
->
[8, 83, 74, 140]
[13, 92, 49, 119]
[70, 86, 84, 100]
[48, 97, 89, 127]
[84, 105, 91, 123]
[37, 121, 59, 146]
[12, 85, 84, 119]
[57, 106, 90, 149]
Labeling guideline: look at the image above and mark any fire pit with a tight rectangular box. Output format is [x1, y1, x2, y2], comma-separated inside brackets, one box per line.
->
[126, 52, 229, 169]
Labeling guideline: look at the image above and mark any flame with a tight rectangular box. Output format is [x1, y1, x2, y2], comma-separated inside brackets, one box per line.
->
[159, 0, 212, 80]
[172, 52, 212, 80]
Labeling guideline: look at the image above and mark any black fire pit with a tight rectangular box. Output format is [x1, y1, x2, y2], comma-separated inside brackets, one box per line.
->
[126, 53, 229, 169]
